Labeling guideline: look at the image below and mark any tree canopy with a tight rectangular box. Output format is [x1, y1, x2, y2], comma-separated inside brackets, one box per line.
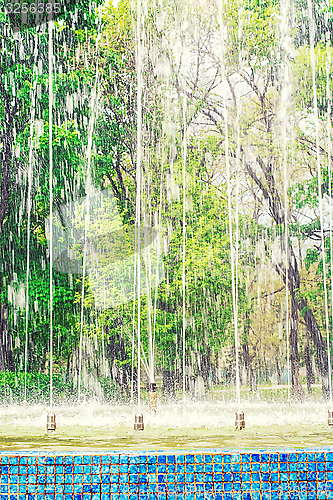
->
[0, 0, 332, 404]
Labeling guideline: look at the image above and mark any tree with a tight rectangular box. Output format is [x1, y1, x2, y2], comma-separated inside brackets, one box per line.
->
[0, 3, 101, 375]
[151, 0, 333, 399]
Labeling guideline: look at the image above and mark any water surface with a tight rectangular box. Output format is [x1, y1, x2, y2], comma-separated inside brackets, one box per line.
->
[0, 401, 332, 451]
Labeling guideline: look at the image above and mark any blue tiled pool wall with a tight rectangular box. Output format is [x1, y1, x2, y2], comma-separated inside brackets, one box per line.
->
[1, 449, 333, 499]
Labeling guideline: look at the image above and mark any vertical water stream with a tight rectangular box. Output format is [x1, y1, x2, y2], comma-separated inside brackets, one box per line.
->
[48, 19, 54, 408]
[280, 0, 291, 401]
[218, 1, 240, 406]
[24, 30, 39, 402]
[182, 98, 187, 401]
[77, 82, 99, 400]
[308, 0, 333, 402]
[326, 8, 333, 404]
[135, 0, 143, 408]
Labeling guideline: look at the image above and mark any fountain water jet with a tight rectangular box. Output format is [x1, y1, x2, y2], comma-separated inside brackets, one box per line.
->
[218, 0, 241, 414]
[48, 19, 54, 430]
[24, 28, 39, 403]
[307, 0, 333, 404]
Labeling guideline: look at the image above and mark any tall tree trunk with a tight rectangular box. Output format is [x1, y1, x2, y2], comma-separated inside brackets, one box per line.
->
[242, 311, 257, 391]
[66, 353, 71, 383]
[162, 369, 175, 401]
[276, 358, 282, 385]
[199, 345, 211, 392]
[211, 351, 219, 386]
[276, 244, 329, 399]
[289, 248, 329, 399]
[242, 340, 256, 391]
[0, 302, 15, 372]
[105, 323, 131, 399]
[298, 296, 329, 398]
[0, 68, 19, 233]
[290, 294, 304, 400]
[305, 329, 314, 395]
[244, 155, 330, 400]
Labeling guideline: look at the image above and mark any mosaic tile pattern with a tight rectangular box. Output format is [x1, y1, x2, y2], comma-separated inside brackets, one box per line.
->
[0, 449, 333, 499]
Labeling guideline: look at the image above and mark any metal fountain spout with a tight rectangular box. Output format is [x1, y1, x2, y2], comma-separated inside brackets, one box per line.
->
[134, 413, 144, 431]
[235, 411, 245, 430]
[328, 410, 333, 427]
[148, 382, 157, 413]
[46, 413, 56, 432]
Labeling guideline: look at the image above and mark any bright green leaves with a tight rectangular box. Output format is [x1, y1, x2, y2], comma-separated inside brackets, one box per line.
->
[293, 44, 333, 119]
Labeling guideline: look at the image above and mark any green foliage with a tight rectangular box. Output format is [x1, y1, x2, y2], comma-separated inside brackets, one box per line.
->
[2, 0, 331, 403]
[98, 376, 122, 402]
[0, 371, 74, 404]
[293, 44, 333, 118]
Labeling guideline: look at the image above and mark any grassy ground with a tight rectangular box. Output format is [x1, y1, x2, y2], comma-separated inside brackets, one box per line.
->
[209, 384, 324, 403]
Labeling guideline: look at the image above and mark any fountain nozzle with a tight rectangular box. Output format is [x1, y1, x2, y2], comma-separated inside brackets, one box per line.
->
[148, 383, 157, 413]
[235, 410, 245, 430]
[134, 413, 144, 431]
[46, 413, 56, 432]
[328, 410, 333, 427]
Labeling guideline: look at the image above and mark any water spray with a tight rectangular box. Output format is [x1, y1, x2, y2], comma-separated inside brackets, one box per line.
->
[280, 0, 292, 404]
[47, 18, 55, 431]
[218, 0, 242, 426]
[24, 29, 39, 404]
[307, 0, 333, 405]
[182, 97, 187, 407]
[134, 0, 142, 427]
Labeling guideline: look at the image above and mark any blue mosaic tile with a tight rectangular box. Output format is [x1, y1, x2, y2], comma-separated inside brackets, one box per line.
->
[1, 448, 333, 498]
